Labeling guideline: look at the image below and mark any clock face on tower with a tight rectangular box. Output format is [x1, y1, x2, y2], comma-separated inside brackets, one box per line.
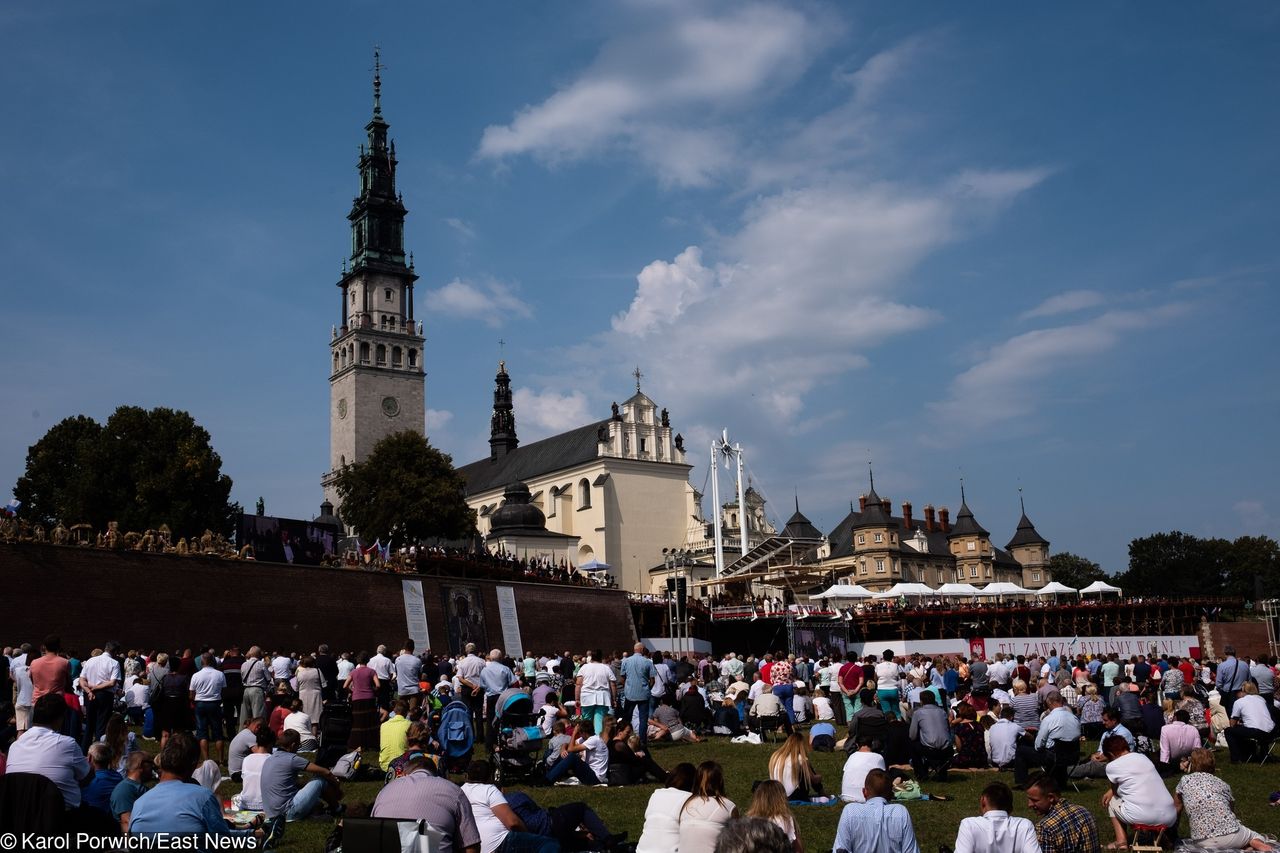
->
[381, 396, 400, 418]
[337, 398, 348, 419]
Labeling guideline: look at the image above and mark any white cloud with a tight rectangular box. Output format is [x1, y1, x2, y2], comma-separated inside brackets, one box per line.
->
[612, 246, 716, 336]
[931, 303, 1189, 429]
[424, 278, 533, 327]
[444, 218, 476, 240]
[513, 388, 593, 438]
[1233, 500, 1275, 531]
[426, 408, 454, 431]
[1021, 289, 1107, 320]
[845, 35, 929, 106]
[477, 3, 829, 186]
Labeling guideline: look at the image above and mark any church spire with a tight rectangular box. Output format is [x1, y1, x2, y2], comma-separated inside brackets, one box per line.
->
[489, 360, 519, 461]
[372, 47, 383, 119]
[348, 48, 407, 271]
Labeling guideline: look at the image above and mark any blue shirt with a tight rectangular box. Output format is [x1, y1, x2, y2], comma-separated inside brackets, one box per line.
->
[943, 669, 959, 693]
[809, 722, 836, 742]
[1035, 706, 1082, 750]
[83, 768, 123, 813]
[1215, 657, 1246, 693]
[620, 654, 655, 702]
[111, 777, 148, 820]
[129, 780, 251, 842]
[479, 661, 515, 697]
[833, 797, 920, 853]
[1100, 723, 1135, 752]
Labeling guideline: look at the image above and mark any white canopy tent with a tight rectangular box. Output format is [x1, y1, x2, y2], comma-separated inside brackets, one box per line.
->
[811, 583, 876, 600]
[1079, 580, 1123, 596]
[873, 582, 937, 599]
[1035, 581, 1078, 596]
[935, 582, 982, 597]
[975, 581, 1034, 597]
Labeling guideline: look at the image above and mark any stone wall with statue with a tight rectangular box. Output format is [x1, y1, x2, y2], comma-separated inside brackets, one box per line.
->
[0, 541, 637, 656]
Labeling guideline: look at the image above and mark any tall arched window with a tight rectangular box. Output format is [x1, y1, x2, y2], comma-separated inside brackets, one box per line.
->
[332, 353, 339, 372]
[359, 342, 370, 364]
[392, 346, 402, 367]
[408, 349, 418, 367]
[578, 478, 591, 508]
[376, 344, 386, 365]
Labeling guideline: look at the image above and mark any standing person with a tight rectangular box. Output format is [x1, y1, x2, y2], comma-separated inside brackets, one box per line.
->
[395, 640, 424, 715]
[953, 781, 1041, 853]
[832, 769, 920, 853]
[12, 654, 34, 733]
[620, 644, 656, 747]
[80, 641, 122, 749]
[239, 647, 271, 723]
[368, 644, 396, 712]
[837, 651, 865, 722]
[188, 653, 226, 764]
[343, 651, 380, 751]
[30, 635, 71, 702]
[480, 649, 517, 752]
[769, 654, 796, 725]
[295, 656, 324, 737]
[1025, 775, 1100, 853]
[155, 661, 192, 749]
[457, 643, 487, 733]
[1214, 647, 1248, 716]
[313, 644, 339, 704]
[875, 650, 901, 718]
[677, 761, 738, 853]
[576, 650, 617, 736]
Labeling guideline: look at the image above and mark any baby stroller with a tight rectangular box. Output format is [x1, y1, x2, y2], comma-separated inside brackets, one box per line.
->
[434, 698, 475, 775]
[490, 688, 545, 785]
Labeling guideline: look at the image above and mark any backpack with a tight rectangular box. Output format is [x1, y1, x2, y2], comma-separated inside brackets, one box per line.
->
[330, 749, 361, 781]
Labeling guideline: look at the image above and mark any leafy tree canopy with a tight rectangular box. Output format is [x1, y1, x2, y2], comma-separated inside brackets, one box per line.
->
[333, 430, 475, 548]
[1047, 552, 1109, 590]
[1118, 530, 1277, 599]
[13, 406, 236, 537]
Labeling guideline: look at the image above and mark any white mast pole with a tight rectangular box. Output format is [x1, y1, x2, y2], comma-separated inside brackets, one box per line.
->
[711, 440, 724, 578]
[735, 441, 747, 561]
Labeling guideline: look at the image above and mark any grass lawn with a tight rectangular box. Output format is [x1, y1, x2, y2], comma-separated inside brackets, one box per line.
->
[192, 737, 1279, 851]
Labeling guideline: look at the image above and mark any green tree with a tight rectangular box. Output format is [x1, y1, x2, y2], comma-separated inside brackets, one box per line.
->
[13, 406, 235, 537]
[1224, 535, 1280, 600]
[1047, 551, 1109, 589]
[333, 430, 475, 547]
[1118, 531, 1232, 597]
[13, 415, 104, 528]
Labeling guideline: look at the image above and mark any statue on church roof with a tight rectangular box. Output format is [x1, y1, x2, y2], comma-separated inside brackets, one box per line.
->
[661, 408, 669, 428]
[611, 402, 621, 420]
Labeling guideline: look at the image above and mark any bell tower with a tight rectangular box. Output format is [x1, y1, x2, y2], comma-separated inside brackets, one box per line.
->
[323, 51, 426, 514]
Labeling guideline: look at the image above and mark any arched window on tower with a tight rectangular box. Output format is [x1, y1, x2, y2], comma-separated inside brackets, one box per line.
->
[376, 344, 386, 365]
[333, 353, 339, 372]
[359, 342, 370, 364]
[392, 346, 402, 367]
[408, 349, 418, 368]
[578, 478, 591, 509]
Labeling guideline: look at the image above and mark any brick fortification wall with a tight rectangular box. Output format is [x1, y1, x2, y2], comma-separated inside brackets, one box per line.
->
[1201, 620, 1271, 660]
[0, 544, 637, 656]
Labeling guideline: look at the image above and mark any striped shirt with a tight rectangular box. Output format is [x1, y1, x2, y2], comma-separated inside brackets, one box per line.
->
[371, 770, 480, 853]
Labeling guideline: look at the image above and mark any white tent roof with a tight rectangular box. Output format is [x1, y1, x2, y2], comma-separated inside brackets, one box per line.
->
[812, 583, 875, 600]
[935, 582, 982, 596]
[974, 581, 1034, 596]
[1035, 581, 1078, 595]
[1079, 580, 1123, 595]
[872, 582, 937, 599]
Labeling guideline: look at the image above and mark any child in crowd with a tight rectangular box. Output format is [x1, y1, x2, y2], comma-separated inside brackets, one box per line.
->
[746, 780, 801, 853]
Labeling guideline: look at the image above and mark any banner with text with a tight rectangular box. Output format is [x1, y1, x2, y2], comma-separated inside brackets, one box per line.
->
[402, 580, 430, 651]
[495, 586, 523, 657]
[851, 634, 1200, 660]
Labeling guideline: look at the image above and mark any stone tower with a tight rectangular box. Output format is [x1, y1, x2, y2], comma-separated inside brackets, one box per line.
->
[1007, 494, 1052, 589]
[489, 361, 519, 461]
[323, 52, 425, 515]
[947, 484, 994, 583]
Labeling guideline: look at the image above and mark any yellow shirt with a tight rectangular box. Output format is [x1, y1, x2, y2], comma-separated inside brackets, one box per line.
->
[379, 714, 411, 769]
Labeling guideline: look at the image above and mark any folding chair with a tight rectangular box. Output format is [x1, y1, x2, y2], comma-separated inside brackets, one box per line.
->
[1129, 823, 1169, 852]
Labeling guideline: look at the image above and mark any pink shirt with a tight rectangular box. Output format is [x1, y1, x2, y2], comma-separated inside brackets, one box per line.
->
[1160, 720, 1201, 764]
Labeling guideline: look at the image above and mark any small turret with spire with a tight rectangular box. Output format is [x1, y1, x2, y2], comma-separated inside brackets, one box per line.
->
[489, 360, 519, 461]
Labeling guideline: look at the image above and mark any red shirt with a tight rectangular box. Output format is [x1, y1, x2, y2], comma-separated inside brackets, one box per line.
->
[269, 705, 290, 735]
[1178, 660, 1195, 684]
[29, 655, 70, 701]
[838, 662, 864, 694]
[759, 662, 774, 685]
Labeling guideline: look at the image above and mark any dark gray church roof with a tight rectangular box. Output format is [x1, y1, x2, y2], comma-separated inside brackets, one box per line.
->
[459, 420, 609, 495]
[946, 498, 990, 539]
[1006, 511, 1050, 549]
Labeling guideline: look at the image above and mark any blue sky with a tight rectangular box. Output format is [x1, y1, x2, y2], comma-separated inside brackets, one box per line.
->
[3, 2, 1277, 573]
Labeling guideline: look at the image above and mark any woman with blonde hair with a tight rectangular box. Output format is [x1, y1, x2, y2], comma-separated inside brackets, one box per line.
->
[1078, 683, 1105, 739]
[767, 732, 824, 800]
[1009, 679, 1040, 732]
[678, 761, 739, 853]
[745, 779, 801, 853]
[1174, 748, 1275, 851]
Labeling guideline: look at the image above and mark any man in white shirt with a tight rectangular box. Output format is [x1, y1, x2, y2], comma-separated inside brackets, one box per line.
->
[271, 652, 295, 683]
[986, 706, 1022, 769]
[80, 641, 122, 749]
[841, 735, 886, 802]
[7, 693, 92, 808]
[1223, 682, 1276, 763]
[125, 677, 150, 726]
[368, 644, 396, 711]
[189, 653, 227, 763]
[954, 781, 1041, 853]
[456, 643, 487, 732]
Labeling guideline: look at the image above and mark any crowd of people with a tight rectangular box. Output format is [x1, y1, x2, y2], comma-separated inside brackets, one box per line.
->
[2, 635, 1277, 852]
